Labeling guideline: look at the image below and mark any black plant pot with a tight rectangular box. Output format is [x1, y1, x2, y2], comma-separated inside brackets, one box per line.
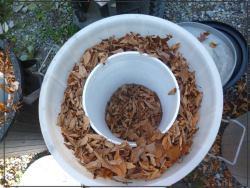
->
[0, 40, 43, 140]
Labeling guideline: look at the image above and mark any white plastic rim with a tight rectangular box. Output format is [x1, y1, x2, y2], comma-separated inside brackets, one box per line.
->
[39, 14, 223, 186]
[82, 51, 180, 147]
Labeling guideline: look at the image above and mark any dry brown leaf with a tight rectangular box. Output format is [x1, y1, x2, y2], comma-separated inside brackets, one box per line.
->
[154, 143, 164, 159]
[78, 65, 88, 78]
[145, 143, 156, 153]
[209, 41, 217, 48]
[166, 145, 181, 162]
[162, 135, 171, 150]
[149, 169, 161, 179]
[197, 32, 210, 42]
[85, 160, 101, 169]
[168, 87, 177, 95]
[77, 136, 88, 146]
[111, 48, 124, 54]
[125, 162, 136, 169]
[146, 153, 156, 166]
[191, 113, 199, 128]
[171, 43, 180, 52]
[131, 147, 144, 163]
[83, 50, 91, 65]
[157, 51, 170, 62]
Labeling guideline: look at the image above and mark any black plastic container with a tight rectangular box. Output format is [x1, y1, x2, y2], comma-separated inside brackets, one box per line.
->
[199, 21, 248, 90]
[0, 40, 22, 140]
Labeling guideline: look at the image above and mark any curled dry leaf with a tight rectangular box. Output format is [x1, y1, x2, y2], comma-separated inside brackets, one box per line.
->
[170, 43, 180, 53]
[131, 146, 144, 163]
[126, 162, 136, 169]
[197, 31, 210, 42]
[57, 33, 203, 180]
[168, 87, 177, 95]
[209, 41, 217, 48]
[223, 76, 248, 118]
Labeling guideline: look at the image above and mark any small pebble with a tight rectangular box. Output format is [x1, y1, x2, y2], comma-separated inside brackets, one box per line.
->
[3, 22, 9, 33]
[21, 6, 28, 13]
[215, 173, 221, 179]
[19, 53, 28, 61]
[8, 20, 14, 29]
[13, 4, 24, 13]
[0, 24, 3, 35]
[206, 11, 214, 18]
[55, 2, 59, 9]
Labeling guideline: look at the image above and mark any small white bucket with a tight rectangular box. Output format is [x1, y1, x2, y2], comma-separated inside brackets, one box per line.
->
[82, 51, 180, 147]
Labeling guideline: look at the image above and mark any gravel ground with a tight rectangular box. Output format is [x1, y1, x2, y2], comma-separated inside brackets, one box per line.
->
[0, 1, 77, 187]
[164, 1, 248, 38]
[0, 1, 248, 187]
[164, 2, 248, 187]
[0, 154, 34, 187]
[1, 1, 78, 70]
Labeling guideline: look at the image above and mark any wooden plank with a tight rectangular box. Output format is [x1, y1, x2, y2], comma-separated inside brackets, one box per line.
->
[2, 147, 48, 158]
[3, 145, 47, 152]
[1, 140, 45, 148]
[0, 102, 47, 157]
[4, 132, 43, 139]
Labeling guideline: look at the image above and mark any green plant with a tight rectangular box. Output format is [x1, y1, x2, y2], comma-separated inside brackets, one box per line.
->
[9, 34, 17, 43]
[42, 23, 79, 44]
[43, 25, 62, 44]
[41, 1, 52, 10]
[65, 24, 79, 36]
[0, 0, 13, 22]
[36, 11, 45, 21]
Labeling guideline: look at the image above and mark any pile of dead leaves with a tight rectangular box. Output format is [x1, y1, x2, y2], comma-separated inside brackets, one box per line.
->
[57, 32, 203, 181]
[223, 75, 248, 118]
[105, 84, 162, 142]
[0, 49, 20, 124]
[0, 49, 19, 95]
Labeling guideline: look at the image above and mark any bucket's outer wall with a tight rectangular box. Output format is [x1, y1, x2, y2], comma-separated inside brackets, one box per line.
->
[39, 14, 223, 186]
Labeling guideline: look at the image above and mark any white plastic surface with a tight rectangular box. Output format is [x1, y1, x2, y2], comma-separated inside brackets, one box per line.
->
[39, 14, 223, 186]
[19, 155, 81, 186]
[179, 22, 236, 86]
[83, 52, 180, 147]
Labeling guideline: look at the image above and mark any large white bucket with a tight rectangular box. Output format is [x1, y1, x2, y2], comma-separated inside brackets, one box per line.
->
[39, 14, 223, 186]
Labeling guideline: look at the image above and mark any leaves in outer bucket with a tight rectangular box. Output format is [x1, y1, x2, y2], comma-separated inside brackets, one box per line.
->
[57, 33, 203, 181]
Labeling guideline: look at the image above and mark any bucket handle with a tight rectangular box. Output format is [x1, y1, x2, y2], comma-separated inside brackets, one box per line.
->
[208, 118, 246, 166]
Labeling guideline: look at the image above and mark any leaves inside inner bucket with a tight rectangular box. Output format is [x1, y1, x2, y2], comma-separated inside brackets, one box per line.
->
[105, 84, 162, 142]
